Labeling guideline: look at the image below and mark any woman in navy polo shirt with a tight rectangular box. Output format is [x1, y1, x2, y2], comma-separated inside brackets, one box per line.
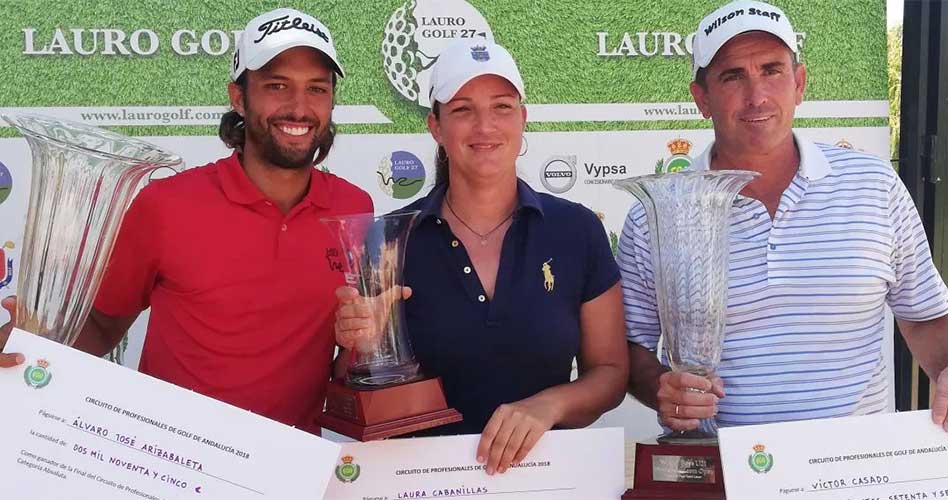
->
[335, 39, 628, 475]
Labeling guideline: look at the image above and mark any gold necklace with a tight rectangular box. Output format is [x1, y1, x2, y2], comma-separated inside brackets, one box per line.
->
[444, 195, 515, 246]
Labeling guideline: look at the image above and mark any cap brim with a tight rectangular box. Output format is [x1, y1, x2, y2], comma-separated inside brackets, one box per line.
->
[692, 28, 798, 77]
[432, 71, 525, 103]
[245, 40, 345, 78]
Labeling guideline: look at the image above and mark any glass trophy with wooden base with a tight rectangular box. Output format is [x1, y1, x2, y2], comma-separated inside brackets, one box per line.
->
[616, 170, 757, 499]
[318, 211, 461, 440]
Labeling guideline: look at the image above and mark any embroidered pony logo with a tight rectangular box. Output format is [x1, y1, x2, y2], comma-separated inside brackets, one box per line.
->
[542, 259, 555, 293]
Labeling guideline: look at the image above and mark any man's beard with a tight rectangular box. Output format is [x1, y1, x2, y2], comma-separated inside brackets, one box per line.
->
[245, 115, 327, 170]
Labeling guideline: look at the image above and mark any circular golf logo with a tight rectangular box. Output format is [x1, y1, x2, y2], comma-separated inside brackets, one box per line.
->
[335, 455, 361, 483]
[0, 160, 12, 206]
[382, 0, 494, 108]
[656, 138, 694, 174]
[24, 359, 52, 389]
[540, 156, 577, 194]
[377, 151, 426, 199]
[748, 444, 774, 474]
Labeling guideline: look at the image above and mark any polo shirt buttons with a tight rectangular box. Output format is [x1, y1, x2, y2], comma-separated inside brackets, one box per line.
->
[463, 266, 472, 274]
[478, 295, 486, 302]
[281, 224, 288, 232]
[436, 219, 443, 225]
[451, 240, 459, 248]
[769, 243, 776, 250]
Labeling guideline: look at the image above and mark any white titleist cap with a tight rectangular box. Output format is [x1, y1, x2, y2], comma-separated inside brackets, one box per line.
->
[692, 0, 798, 77]
[232, 8, 344, 81]
[428, 38, 526, 104]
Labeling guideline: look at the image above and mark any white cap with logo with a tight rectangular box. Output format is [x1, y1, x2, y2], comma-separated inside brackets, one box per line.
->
[231, 8, 344, 81]
[428, 38, 526, 104]
[692, 0, 797, 77]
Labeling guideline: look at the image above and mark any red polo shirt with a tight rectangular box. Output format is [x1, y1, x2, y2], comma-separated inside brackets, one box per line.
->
[95, 153, 372, 433]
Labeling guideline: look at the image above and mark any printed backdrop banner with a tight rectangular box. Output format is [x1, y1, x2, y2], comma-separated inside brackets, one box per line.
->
[0, 0, 890, 439]
[0, 0, 885, 132]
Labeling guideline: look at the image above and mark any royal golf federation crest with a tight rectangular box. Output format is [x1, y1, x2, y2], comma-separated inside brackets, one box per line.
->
[655, 138, 694, 174]
[24, 359, 52, 389]
[335, 455, 361, 483]
[470, 44, 489, 61]
[748, 444, 774, 473]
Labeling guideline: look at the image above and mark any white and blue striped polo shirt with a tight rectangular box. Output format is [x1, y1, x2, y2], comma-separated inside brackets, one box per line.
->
[619, 134, 948, 426]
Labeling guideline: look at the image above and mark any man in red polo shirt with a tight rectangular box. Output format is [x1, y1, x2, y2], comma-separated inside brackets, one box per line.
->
[0, 8, 371, 434]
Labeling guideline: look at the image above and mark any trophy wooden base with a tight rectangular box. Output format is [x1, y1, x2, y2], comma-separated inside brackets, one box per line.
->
[318, 377, 462, 441]
[623, 441, 725, 500]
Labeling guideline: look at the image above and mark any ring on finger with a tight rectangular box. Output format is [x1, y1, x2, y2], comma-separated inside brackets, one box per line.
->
[674, 404, 680, 416]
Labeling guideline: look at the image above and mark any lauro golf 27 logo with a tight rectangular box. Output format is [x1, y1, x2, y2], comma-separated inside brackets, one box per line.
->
[377, 151, 426, 200]
[0, 160, 12, 206]
[382, 0, 494, 107]
[24, 359, 52, 389]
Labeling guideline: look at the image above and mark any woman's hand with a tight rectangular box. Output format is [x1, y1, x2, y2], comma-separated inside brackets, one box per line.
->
[476, 396, 560, 475]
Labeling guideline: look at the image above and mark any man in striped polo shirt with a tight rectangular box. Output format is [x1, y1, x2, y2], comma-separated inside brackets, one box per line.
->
[621, 0, 948, 432]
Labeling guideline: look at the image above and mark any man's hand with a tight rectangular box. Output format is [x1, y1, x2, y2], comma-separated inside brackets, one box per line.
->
[0, 296, 25, 368]
[334, 286, 412, 353]
[896, 316, 948, 433]
[656, 371, 725, 431]
[932, 366, 948, 432]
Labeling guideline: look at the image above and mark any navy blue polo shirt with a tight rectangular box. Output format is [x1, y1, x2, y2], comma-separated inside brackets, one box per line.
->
[399, 179, 619, 435]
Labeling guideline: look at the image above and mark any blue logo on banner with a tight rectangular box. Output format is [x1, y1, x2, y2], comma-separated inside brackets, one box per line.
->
[0, 160, 11, 206]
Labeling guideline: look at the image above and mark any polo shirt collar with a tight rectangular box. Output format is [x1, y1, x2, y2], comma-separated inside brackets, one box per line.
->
[217, 152, 332, 208]
[691, 132, 831, 181]
[516, 178, 545, 217]
[414, 178, 545, 226]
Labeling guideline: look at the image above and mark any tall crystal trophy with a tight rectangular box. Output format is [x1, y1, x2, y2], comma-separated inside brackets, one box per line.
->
[3, 114, 180, 346]
[318, 212, 461, 440]
[616, 170, 757, 500]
